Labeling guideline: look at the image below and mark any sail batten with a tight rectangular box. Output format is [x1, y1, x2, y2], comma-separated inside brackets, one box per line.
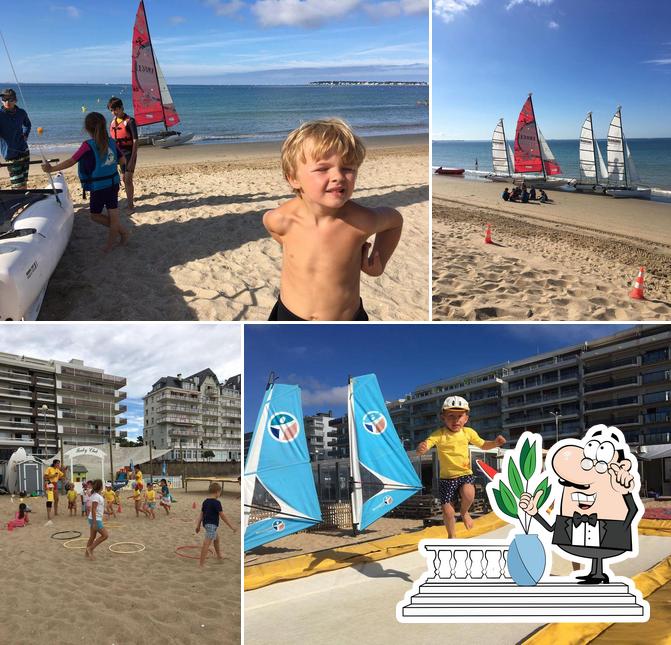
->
[132, 0, 181, 128]
[348, 374, 421, 533]
[244, 383, 321, 552]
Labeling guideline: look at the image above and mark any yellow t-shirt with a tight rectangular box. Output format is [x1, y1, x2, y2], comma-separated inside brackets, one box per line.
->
[67, 490, 77, 502]
[135, 470, 143, 483]
[133, 489, 141, 500]
[45, 466, 64, 484]
[146, 490, 156, 502]
[104, 490, 116, 503]
[424, 426, 485, 478]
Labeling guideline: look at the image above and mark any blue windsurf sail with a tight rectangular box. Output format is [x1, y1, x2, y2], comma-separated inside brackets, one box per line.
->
[349, 373, 422, 532]
[244, 382, 322, 552]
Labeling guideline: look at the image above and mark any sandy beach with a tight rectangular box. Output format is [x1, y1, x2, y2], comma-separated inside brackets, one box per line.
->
[29, 135, 428, 321]
[0, 480, 240, 645]
[432, 176, 671, 321]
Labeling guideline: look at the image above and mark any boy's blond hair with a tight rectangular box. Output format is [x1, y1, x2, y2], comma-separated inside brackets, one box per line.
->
[208, 482, 222, 494]
[281, 118, 366, 194]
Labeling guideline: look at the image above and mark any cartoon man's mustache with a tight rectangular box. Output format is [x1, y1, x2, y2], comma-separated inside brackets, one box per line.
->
[558, 478, 590, 490]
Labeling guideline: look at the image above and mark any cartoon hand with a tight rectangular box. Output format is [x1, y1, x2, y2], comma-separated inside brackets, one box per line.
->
[361, 242, 383, 276]
[519, 490, 542, 516]
[609, 461, 634, 493]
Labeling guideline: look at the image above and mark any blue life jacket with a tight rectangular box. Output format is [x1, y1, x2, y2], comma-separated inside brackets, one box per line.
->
[77, 137, 120, 193]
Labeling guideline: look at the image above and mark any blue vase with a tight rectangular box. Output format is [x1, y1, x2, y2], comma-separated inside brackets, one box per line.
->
[507, 533, 546, 586]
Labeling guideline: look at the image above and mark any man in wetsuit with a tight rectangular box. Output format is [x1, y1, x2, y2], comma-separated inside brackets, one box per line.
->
[107, 96, 138, 212]
[0, 88, 31, 189]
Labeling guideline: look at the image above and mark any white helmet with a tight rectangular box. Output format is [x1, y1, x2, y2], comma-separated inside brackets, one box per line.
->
[442, 395, 469, 411]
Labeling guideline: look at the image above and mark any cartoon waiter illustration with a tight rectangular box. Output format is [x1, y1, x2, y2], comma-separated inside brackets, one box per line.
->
[520, 425, 642, 585]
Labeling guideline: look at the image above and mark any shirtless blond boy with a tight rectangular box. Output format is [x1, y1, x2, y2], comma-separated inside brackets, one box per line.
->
[264, 119, 403, 321]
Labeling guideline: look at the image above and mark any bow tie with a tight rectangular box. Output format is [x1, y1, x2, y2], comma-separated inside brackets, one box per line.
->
[573, 512, 598, 528]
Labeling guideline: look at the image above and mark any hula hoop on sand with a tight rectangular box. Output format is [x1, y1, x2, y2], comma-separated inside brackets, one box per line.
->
[175, 545, 216, 560]
[51, 530, 82, 540]
[64, 537, 89, 549]
[109, 542, 145, 554]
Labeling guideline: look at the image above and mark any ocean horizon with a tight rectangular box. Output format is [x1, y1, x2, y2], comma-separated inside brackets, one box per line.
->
[0, 83, 428, 152]
[433, 139, 671, 193]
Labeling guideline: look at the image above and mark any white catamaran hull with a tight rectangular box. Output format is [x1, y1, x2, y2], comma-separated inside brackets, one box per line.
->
[573, 183, 608, 194]
[0, 173, 74, 321]
[153, 132, 195, 148]
[513, 176, 572, 189]
[606, 186, 652, 199]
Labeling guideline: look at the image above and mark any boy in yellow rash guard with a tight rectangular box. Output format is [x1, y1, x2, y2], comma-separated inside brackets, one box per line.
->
[103, 483, 117, 518]
[417, 396, 506, 538]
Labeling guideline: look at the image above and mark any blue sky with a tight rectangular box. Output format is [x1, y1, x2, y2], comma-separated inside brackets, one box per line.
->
[433, 0, 671, 139]
[1, 0, 428, 84]
[243, 323, 636, 434]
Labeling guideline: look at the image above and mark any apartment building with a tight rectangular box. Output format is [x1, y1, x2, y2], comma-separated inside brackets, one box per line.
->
[304, 410, 334, 461]
[144, 369, 241, 462]
[0, 352, 127, 461]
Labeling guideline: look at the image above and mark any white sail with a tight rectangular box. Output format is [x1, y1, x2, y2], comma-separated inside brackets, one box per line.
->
[492, 119, 512, 177]
[538, 129, 560, 173]
[626, 143, 640, 184]
[579, 113, 597, 181]
[596, 139, 608, 183]
[155, 58, 175, 110]
[607, 107, 627, 187]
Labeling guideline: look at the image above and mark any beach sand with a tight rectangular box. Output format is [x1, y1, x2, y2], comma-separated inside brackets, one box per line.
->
[432, 176, 671, 320]
[31, 136, 428, 321]
[0, 480, 240, 645]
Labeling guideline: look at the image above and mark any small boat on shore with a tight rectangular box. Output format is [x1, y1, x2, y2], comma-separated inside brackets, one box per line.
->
[574, 112, 609, 193]
[434, 166, 465, 176]
[153, 132, 195, 148]
[0, 173, 73, 321]
[487, 118, 516, 182]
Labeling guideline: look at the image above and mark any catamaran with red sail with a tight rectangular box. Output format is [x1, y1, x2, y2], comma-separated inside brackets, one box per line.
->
[132, 1, 194, 148]
[512, 94, 570, 189]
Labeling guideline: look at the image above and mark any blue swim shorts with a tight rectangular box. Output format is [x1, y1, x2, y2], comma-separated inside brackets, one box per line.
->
[204, 523, 218, 540]
[87, 518, 104, 531]
[439, 474, 476, 506]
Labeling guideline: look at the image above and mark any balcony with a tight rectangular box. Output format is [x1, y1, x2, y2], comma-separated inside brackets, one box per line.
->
[159, 414, 195, 425]
[0, 370, 31, 383]
[0, 386, 31, 399]
[583, 355, 640, 375]
[585, 395, 639, 413]
[170, 428, 200, 437]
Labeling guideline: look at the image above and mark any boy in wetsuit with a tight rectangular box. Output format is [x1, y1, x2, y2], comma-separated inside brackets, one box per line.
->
[263, 118, 403, 321]
[107, 97, 138, 212]
[0, 88, 31, 189]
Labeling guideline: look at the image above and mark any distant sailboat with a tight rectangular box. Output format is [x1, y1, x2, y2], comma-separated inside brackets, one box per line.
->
[243, 380, 322, 552]
[605, 106, 651, 199]
[513, 94, 570, 189]
[132, 1, 194, 147]
[487, 118, 516, 182]
[348, 374, 422, 534]
[574, 112, 609, 193]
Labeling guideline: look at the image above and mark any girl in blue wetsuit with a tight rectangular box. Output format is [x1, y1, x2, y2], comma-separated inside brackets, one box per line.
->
[41, 112, 130, 253]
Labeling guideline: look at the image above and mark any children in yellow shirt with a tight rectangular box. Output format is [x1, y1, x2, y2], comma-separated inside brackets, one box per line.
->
[417, 396, 506, 538]
[103, 482, 117, 519]
[45, 482, 55, 520]
[144, 483, 156, 520]
[66, 483, 78, 516]
[127, 481, 149, 518]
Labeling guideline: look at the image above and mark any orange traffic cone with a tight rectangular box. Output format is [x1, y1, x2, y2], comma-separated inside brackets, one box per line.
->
[192, 502, 196, 510]
[629, 266, 646, 300]
[484, 224, 493, 244]
[117, 502, 122, 514]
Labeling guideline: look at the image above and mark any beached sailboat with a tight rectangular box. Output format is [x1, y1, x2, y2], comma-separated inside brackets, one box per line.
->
[244, 381, 322, 552]
[574, 112, 609, 193]
[605, 107, 651, 199]
[348, 374, 422, 534]
[487, 118, 516, 182]
[513, 94, 570, 189]
[132, 1, 194, 148]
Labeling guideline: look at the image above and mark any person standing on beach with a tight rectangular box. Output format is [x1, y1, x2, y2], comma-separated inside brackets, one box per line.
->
[195, 482, 236, 568]
[264, 118, 403, 321]
[85, 479, 109, 560]
[44, 459, 68, 516]
[41, 112, 130, 252]
[107, 97, 138, 212]
[416, 396, 506, 538]
[0, 88, 31, 189]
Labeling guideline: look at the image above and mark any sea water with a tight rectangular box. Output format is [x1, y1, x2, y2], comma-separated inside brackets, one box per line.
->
[433, 139, 671, 193]
[3, 83, 428, 151]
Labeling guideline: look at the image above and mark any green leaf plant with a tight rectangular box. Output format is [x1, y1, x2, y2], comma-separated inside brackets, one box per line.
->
[491, 435, 552, 534]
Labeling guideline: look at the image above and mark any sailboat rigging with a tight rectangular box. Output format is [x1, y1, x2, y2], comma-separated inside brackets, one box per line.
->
[575, 111, 608, 193]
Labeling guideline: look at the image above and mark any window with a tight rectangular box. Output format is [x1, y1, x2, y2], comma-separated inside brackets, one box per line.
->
[642, 348, 669, 365]
[642, 369, 670, 385]
[643, 391, 671, 404]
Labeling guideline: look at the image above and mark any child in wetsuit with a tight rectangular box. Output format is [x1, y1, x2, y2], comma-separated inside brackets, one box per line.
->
[41, 111, 130, 252]
[263, 118, 403, 321]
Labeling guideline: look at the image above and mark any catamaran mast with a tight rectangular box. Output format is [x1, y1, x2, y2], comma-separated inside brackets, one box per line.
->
[589, 112, 600, 186]
[528, 93, 547, 182]
[139, 0, 168, 132]
[617, 106, 628, 188]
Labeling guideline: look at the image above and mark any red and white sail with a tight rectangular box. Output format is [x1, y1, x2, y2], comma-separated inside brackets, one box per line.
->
[132, 0, 180, 128]
[514, 95, 562, 176]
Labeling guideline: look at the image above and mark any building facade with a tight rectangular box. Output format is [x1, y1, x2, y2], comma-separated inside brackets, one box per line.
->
[144, 369, 241, 463]
[304, 410, 334, 461]
[0, 353, 127, 462]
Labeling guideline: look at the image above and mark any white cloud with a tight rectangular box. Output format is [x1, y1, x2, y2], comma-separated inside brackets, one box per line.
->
[646, 58, 671, 65]
[170, 16, 187, 25]
[364, 0, 428, 18]
[301, 385, 349, 408]
[433, 0, 481, 24]
[548, 20, 559, 29]
[50, 4, 80, 18]
[202, 0, 245, 16]
[506, 0, 553, 10]
[251, 0, 361, 28]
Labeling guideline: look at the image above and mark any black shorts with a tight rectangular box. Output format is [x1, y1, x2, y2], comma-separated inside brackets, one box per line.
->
[120, 149, 135, 173]
[90, 184, 120, 214]
[46, 501, 53, 508]
[439, 475, 475, 506]
[268, 296, 369, 321]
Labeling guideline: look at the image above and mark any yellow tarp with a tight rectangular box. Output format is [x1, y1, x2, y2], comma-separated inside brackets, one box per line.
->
[244, 512, 506, 591]
[523, 556, 671, 645]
